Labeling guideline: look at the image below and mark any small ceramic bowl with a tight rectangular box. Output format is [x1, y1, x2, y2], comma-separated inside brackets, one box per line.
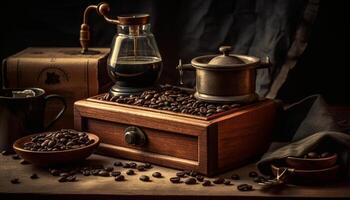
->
[271, 164, 339, 184]
[13, 132, 99, 166]
[286, 154, 337, 170]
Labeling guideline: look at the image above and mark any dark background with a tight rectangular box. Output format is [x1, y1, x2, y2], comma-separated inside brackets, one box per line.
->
[0, 0, 348, 105]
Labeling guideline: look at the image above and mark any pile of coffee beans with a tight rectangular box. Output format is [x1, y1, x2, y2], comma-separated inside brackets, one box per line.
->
[101, 85, 241, 117]
[22, 129, 95, 152]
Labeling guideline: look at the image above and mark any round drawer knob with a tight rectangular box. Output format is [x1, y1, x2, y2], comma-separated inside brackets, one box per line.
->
[124, 126, 147, 146]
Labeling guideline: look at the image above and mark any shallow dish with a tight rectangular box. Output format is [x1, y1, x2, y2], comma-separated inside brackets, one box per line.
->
[13, 132, 99, 166]
[286, 153, 337, 170]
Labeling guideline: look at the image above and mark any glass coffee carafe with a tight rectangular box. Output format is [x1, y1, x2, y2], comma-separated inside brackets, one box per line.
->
[108, 15, 162, 96]
[80, 3, 162, 96]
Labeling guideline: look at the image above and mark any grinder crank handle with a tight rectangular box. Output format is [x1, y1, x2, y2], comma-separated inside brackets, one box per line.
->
[80, 2, 119, 54]
[176, 59, 195, 85]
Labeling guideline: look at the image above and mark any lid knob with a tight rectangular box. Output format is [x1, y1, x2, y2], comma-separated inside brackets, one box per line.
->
[219, 46, 232, 56]
[208, 46, 244, 65]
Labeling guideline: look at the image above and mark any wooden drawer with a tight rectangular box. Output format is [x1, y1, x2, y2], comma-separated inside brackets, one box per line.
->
[74, 96, 278, 175]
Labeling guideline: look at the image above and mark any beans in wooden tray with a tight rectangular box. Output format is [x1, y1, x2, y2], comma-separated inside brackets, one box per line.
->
[22, 129, 94, 152]
[101, 85, 241, 117]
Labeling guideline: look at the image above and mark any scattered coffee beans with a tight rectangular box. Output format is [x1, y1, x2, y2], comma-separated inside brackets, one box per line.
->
[102, 85, 240, 117]
[248, 171, 258, 178]
[231, 174, 240, 180]
[213, 177, 225, 184]
[23, 129, 94, 152]
[10, 178, 20, 184]
[202, 180, 211, 186]
[139, 175, 150, 182]
[115, 175, 125, 181]
[237, 184, 253, 191]
[152, 172, 162, 178]
[170, 177, 181, 183]
[189, 170, 198, 177]
[30, 173, 39, 179]
[126, 169, 135, 175]
[184, 177, 196, 185]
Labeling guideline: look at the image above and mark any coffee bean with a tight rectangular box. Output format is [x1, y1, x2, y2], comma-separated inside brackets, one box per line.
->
[82, 171, 91, 176]
[58, 177, 67, 183]
[129, 162, 137, 168]
[321, 152, 333, 158]
[200, 180, 210, 186]
[113, 161, 123, 166]
[144, 163, 152, 169]
[248, 171, 258, 178]
[123, 163, 131, 168]
[152, 172, 162, 178]
[66, 175, 77, 182]
[176, 171, 186, 177]
[98, 170, 110, 177]
[170, 177, 181, 183]
[237, 184, 253, 191]
[105, 166, 114, 172]
[139, 175, 150, 182]
[189, 170, 198, 177]
[196, 175, 204, 182]
[30, 173, 39, 179]
[126, 169, 135, 175]
[184, 177, 196, 185]
[111, 171, 121, 177]
[115, 175, 125, 181]
[59, 172, 70, 178]
[20, 159, 30, 165]
[213, 177, 225, 184]
[306, 152, 319, 158]
[137, 165, 146, 171]
[1, 150, 13, 155]
[253, 176, 267, 183]
[231, 174, 240, 180]
[224, 180, 232, 185]
[12, 154, 21, 160]
[50, 169, 60, 176]
[10, 178, 20, 184]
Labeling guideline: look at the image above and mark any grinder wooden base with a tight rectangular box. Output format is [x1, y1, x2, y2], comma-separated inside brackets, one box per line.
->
[74, 96, 278, 176]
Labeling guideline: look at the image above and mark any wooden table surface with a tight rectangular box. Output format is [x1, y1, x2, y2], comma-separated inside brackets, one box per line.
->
[1, 153, 349, 200]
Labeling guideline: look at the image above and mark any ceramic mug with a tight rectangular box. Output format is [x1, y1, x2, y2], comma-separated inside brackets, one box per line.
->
[0, 88, 66, 151]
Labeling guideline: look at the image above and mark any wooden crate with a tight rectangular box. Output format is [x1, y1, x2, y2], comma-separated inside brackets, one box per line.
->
[74, 95, 278, 176]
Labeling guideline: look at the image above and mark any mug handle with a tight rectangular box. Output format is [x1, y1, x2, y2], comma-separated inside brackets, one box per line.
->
[44, 94, 67, 130]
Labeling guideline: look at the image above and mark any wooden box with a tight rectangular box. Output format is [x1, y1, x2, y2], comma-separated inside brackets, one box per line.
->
[2, 47, 112, 129]
[74, 95, 278, 175]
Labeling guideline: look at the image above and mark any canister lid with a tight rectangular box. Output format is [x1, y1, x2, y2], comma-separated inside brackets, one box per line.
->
[117, 14, 150, 25]
[208, 46, 245, 65]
